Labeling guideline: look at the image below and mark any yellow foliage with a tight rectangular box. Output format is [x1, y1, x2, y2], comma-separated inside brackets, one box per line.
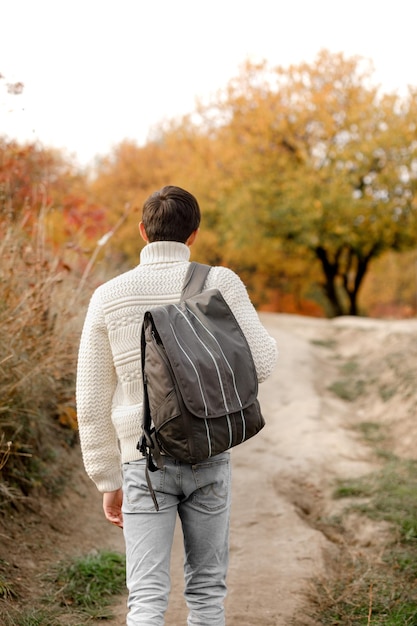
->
[87, 50, 417, 316]
[57, 404, 78, 431]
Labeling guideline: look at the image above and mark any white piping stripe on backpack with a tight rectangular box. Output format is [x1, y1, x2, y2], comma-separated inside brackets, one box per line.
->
[173, 305, 230, 414]
[170, 323, 209, 417]
[204, 418, 212, 456]
[240, 411, 246, 443]
[186, 307, 243, 408]
[226, 414, 233, 448]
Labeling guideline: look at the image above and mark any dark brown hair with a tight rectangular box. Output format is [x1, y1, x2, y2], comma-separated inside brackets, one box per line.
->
[142, 186, 201, 243]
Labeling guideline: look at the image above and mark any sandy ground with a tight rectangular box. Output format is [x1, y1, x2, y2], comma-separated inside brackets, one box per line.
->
[77, 313, 385, 625]
[4, 312, 417, 625]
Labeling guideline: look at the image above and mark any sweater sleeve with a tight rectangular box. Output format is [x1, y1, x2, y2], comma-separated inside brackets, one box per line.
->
[76, 290, 122, 492]
[207, 266, 278, 383]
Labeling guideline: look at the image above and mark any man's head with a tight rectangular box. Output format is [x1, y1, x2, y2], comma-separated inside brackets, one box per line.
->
[140, 185, 201, 244]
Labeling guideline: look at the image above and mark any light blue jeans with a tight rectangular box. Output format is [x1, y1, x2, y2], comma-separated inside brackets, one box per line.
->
[122, 452, 231, 626]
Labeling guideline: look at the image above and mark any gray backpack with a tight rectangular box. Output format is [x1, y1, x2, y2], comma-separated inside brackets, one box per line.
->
[138, 262, 264, 506]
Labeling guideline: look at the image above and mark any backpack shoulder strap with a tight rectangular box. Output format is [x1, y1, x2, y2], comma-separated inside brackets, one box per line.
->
[181, 262, 211, 301]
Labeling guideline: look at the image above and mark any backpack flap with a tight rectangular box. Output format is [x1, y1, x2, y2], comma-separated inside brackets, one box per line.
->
[147, 288, 258, 420]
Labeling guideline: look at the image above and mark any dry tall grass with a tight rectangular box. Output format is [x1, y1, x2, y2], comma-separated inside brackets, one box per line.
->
[0, 206, 86, 508]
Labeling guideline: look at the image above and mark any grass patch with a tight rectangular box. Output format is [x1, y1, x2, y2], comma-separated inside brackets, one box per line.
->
[310, 338, 337, 349]
[328, 358, 367, 402]
[328, 378, 366, 402]
[0, 577, 16, 601]
[309, 457, 417, 624]
[0, 550, 126, 625]
[52, 550, 126, 618]
[354, 421, 385, 445]
[312, 561, 417, 625]
[379, 384, 397, 402]
[0, 606, 60, 626]
[349, 459, 417, 542]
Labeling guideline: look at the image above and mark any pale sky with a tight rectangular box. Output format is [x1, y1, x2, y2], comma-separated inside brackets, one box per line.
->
[1, 0, 416, 167]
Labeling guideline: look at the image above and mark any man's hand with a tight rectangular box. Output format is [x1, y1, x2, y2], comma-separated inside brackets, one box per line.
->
[103, 488, 123, 528]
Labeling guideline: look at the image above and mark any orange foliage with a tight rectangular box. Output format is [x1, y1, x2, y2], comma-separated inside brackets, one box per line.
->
[0, 139, 110, 277]
[259, 289, 325, 317]
[0, 141, 56, 224]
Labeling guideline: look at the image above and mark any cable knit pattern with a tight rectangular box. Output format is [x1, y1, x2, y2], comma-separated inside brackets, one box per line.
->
[76, 242, 278, 492]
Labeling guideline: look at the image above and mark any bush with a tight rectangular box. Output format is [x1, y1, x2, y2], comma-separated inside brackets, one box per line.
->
[0, 206, 83, 507]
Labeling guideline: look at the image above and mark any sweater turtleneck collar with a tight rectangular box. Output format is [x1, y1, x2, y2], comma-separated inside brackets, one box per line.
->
[139, 241, 191, 265]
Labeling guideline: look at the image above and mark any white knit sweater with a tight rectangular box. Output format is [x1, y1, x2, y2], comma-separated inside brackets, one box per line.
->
[76, 241, 277, 492]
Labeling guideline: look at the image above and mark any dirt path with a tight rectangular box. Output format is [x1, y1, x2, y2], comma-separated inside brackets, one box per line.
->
[6, 312, 401, 625]
[95, 313, 378, 625]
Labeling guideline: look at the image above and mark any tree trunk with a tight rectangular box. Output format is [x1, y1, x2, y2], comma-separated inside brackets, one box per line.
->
[316, 245, 375, 317]
[315, 246, 344, 317]
[343, 251, 373, 316]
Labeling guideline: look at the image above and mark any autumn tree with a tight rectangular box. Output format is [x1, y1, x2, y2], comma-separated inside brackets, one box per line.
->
[87, 51, 417, 315]
[192, 51, 417, 316]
